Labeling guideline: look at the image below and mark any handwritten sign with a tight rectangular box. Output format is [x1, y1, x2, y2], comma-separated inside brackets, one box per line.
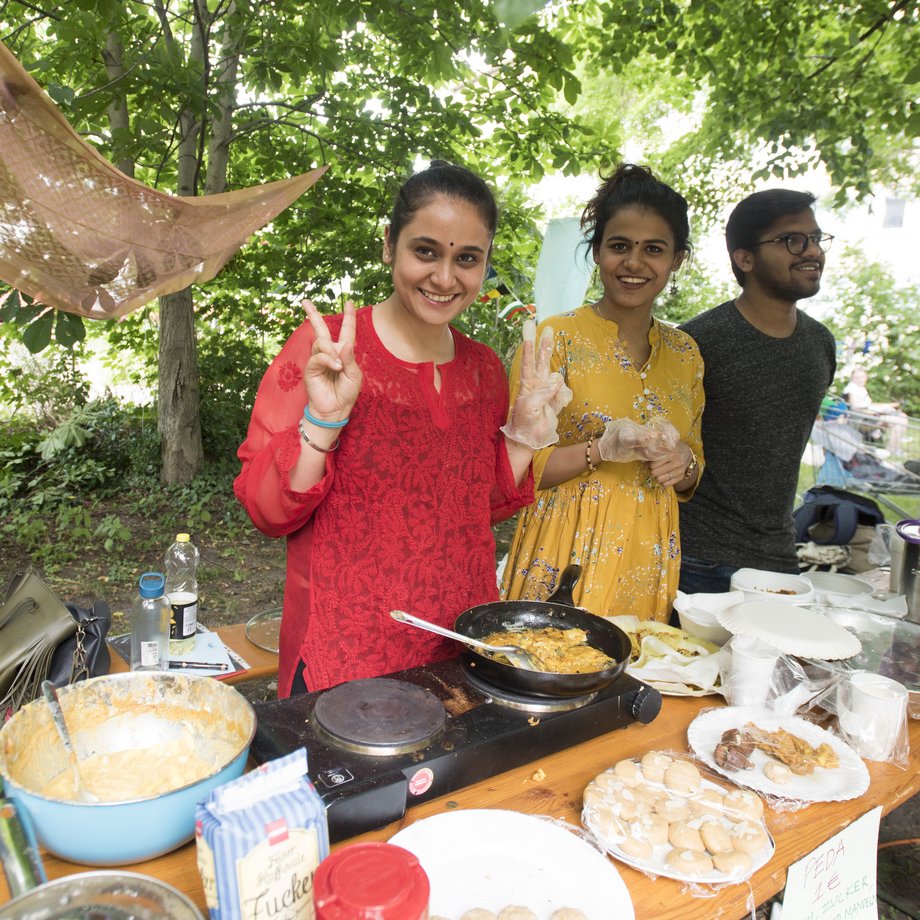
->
[780, 806, 882, 920]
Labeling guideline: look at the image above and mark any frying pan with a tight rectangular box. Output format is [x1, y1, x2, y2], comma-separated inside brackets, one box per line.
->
[453, 564, 632, 698]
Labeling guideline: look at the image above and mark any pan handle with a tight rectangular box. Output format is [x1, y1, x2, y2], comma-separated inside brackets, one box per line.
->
[546, 564, 582, 607]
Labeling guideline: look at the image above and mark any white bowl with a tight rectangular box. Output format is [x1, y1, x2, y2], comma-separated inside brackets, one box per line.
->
[801, 572, 874, 597]
[729, 568, 815, 605]
[677, 606, 732, 646]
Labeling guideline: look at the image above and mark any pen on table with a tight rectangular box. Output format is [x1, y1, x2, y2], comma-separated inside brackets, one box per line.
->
[168, 660, 230, 671]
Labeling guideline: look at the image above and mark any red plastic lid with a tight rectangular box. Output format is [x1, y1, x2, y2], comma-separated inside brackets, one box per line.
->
[314, 842, 430, 920]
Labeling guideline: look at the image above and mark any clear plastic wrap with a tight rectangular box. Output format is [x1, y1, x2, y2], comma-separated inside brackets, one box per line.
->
[687, 704, 871, 813]
[717, 634, 910, 767]
[579, 748, 772, 902]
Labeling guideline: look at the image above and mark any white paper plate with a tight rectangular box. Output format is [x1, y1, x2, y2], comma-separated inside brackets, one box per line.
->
[687, 707, 870, 802]
[715, 601, 862, 659]
[389, 809, 633, 920]
[582, 762, 774, 884]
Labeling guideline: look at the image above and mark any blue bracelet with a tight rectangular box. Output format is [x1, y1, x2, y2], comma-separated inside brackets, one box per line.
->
[303, 405, 349, 429]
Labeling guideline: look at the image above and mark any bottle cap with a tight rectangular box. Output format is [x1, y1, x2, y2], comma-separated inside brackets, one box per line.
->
[314, 842, 429, 920]
[176, 533, 190, 542]
[138, 572, 166, 598]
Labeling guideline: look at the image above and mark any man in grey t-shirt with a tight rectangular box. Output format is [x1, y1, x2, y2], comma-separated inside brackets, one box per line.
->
[678, 189, 836, 592]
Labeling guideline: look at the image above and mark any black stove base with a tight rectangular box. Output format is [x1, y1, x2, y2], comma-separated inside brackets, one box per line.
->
[250, 657, 660, 842]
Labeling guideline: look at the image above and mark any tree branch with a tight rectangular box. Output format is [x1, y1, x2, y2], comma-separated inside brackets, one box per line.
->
[808, 0, 915, 79]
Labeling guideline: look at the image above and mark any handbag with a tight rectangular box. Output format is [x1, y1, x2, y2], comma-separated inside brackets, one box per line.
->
[0, 569, 111, 714]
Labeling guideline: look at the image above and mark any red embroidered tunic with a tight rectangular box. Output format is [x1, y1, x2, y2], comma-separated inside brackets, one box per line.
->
[235, 306, 534, 696]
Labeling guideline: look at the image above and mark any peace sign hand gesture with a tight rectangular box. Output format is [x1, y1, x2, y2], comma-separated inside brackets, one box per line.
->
[501, 320, 572, 450]
[302, 299, 363, 423]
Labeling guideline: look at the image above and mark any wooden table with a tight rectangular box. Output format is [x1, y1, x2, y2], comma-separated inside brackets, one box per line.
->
[3, 683, 918, 919]
[107, 623, 280, 685]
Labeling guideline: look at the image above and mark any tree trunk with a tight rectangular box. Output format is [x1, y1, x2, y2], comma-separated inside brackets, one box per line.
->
[102, 31, 134, 178]
[157, 286, 203, 484]
[156, 0, 207, 484]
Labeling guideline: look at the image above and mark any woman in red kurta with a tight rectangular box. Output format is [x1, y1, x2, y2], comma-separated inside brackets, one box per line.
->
[235, 163, 569, 696]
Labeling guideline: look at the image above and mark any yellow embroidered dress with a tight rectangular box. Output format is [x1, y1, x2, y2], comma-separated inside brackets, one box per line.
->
[501, 306, 704, 620]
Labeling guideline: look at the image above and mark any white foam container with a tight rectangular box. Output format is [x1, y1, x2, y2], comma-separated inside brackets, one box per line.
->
[730, 568, 815, 605]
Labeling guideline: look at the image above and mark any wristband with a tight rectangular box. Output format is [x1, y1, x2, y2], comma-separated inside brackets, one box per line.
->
[298, 419, 339, 453]
[585, 438, 597, 474]
[303, 405, 349, 429]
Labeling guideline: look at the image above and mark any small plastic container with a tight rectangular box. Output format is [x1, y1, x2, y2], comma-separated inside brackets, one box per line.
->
[314, 842, 429, 920]
[130, 572, 169, 671]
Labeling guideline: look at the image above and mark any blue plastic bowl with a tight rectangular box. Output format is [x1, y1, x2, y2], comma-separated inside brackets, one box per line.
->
[0, 672, 256, 865]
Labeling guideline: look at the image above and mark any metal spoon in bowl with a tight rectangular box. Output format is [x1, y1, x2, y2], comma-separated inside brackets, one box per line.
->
[40, 681, 98, 804]
[389, 610, 543, 671]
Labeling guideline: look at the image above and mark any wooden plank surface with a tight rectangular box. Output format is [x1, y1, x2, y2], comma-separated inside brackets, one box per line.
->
[3, 693, 917, 919]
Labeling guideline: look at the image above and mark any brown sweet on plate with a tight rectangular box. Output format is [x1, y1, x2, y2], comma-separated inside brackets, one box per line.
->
[668, 821, 705, 852]
[723, 789, 765, 822]
[744, 723, 840, 774]
[664, 759, 703, 795]
[497, 907, 538, 920]
[666, 847, 714, 876]
[613, 759, 644, 787]
[713, 849, 753, 875]
[688, 788, 726, 818]
[763, 761, 793, 785]
[732, 820, 769, 854]
[655, 796, 691, 823]
[640, 750, 672, 784]
[713, 728, 755, 772]
[699, 818, 733, 855]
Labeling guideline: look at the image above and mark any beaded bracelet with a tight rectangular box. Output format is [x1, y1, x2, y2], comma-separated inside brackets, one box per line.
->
[585, 437, 597, 474]
[298, 418, 339, 454]
[303, 405, 349, 429]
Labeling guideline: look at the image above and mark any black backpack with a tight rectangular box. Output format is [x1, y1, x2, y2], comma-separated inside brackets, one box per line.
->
[793, 486, 885, 546]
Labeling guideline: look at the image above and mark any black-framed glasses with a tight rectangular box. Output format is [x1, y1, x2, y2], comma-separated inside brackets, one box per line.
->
[748, 231, 834, 255]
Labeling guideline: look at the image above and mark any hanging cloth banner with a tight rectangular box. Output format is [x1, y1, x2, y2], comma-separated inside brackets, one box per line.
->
[0, 40, 327, 320]
[534, 216, 592, 322]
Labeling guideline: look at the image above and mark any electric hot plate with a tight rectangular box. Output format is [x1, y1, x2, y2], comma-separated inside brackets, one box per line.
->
[250, 656, 661, 841]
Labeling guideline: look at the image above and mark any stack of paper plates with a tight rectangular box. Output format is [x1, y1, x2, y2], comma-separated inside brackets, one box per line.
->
[715, 601, 862, 659]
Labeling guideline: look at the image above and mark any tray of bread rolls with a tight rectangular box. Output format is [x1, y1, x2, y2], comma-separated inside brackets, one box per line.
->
[581, 751, 774, 884]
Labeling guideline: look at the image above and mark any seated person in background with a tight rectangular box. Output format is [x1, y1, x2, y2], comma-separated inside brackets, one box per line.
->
[843, 367, 908, 454]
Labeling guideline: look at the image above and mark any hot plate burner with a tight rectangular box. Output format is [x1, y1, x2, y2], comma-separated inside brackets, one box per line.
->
[250, 657, 661, 842]
[312, 677, 447, 755]
[461, 665, 598, 713]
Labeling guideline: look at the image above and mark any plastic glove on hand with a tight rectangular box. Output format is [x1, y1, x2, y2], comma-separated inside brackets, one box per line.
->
[637, 417, 680, 461]
[500, 320, 573, 450]
[596, 418, 652, 462]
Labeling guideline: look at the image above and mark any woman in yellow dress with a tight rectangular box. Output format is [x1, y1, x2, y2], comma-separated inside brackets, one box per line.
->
[502, 164, 704, 621]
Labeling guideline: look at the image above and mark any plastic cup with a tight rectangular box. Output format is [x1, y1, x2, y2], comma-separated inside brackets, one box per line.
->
[722, 637, 780, 707]
[837, 671, 908, 761]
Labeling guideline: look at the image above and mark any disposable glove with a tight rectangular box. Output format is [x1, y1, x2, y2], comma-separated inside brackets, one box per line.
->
[500, 320, 573, 450]
[597, 416, 680, 463]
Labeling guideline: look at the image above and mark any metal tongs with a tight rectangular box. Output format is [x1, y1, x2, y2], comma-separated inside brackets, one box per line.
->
[389, 610, 542, 671]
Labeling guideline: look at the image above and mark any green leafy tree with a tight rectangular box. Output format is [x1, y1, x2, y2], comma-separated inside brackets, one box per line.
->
[822, 247, 920, 416]
[565, 0, 920, 216]
[1, 0, 591, 482]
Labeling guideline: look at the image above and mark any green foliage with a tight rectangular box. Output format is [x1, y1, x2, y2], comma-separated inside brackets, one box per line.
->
[821, 247, 920, 416]
[559, 0, 919, 218]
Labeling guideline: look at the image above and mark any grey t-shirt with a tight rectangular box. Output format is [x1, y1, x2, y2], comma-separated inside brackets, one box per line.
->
[679, 300, 836, 571]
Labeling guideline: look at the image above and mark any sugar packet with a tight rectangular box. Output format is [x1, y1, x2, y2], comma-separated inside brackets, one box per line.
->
[196, 748, 329, 920]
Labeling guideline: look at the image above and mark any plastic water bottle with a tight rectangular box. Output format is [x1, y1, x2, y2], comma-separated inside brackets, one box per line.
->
[131, 572, 169, 671]
[165, 533, 200, 655]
